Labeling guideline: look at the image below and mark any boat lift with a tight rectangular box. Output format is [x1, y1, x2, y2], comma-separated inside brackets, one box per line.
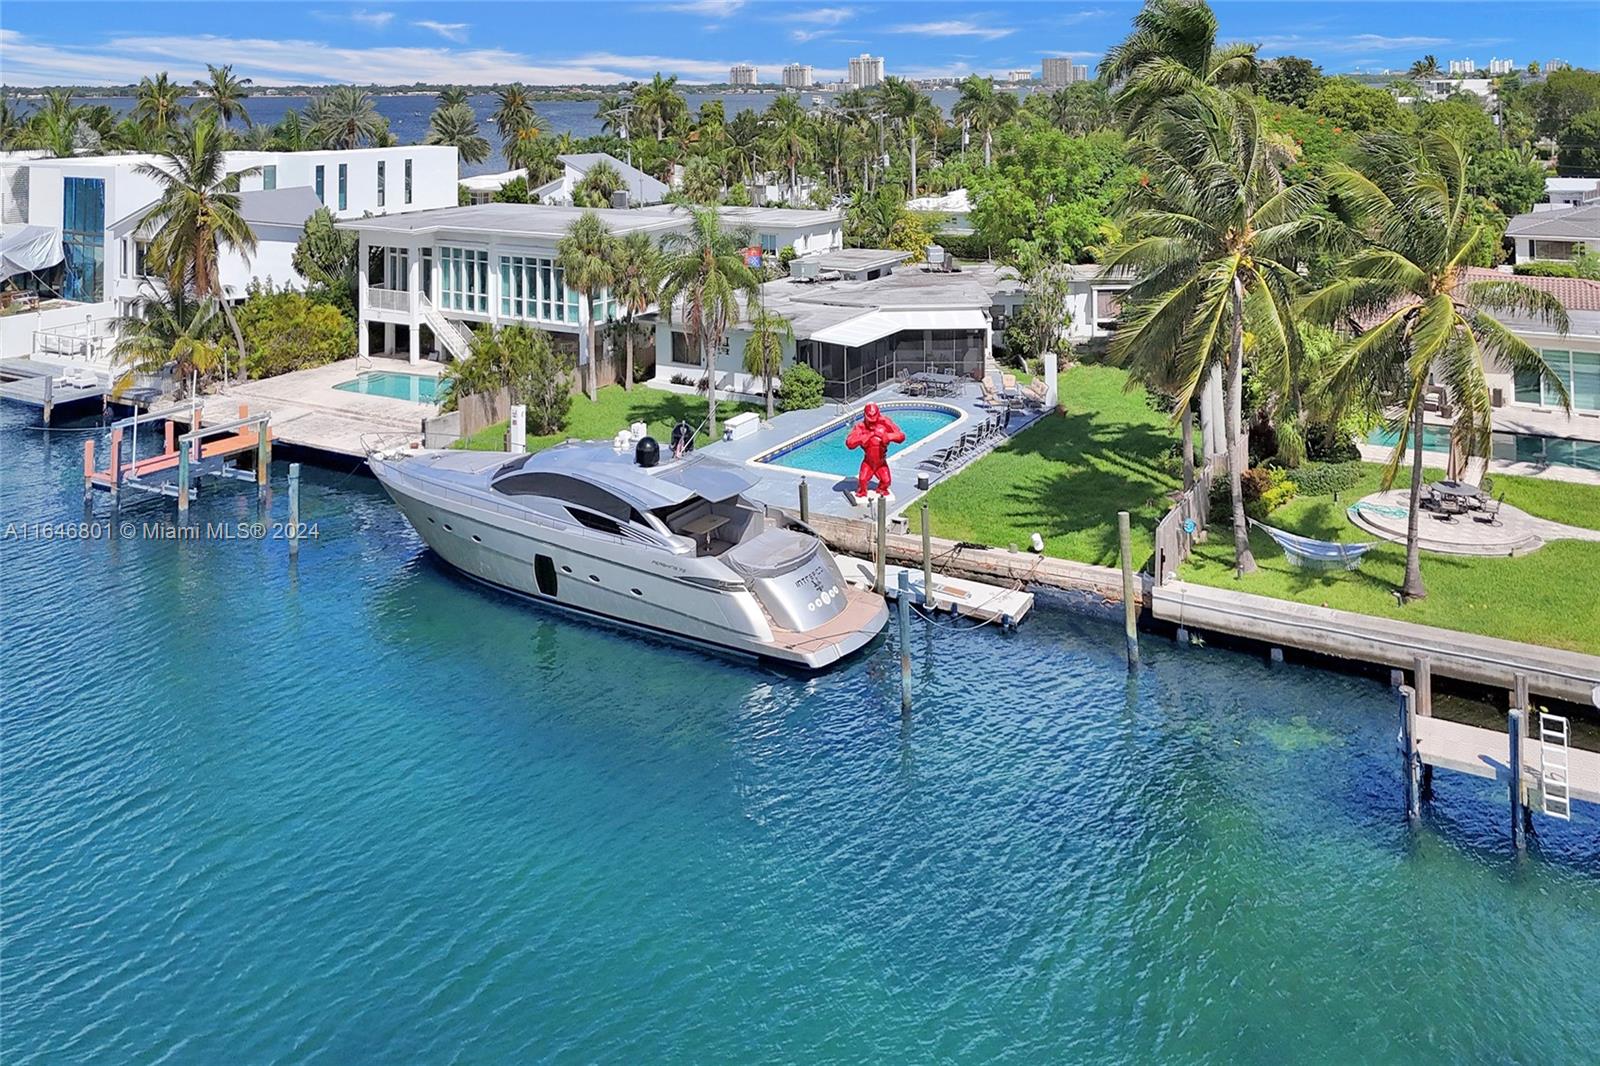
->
[84, 402, 274, 512]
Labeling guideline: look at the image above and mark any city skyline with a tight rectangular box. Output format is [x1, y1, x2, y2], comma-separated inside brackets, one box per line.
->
[1, 1, 1596, 87]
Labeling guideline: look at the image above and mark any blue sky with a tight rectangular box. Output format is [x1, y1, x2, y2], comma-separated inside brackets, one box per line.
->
[1, 1, 1594, 86]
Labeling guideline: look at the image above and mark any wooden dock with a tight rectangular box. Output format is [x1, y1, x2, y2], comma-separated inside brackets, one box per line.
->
[1413, 714, 1600, 806]
[838, 555, 1035, 626]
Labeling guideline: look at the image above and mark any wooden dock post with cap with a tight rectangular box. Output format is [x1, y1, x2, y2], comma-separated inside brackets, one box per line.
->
[798, 477, 809, 523]
[875, 495, 887, 595]
[1118, 510, 1138, 669]
[1413, 655, 1434, 797]
[1399, 684, 1421, 823]
[255, 407, 272, 502]
[82, 439, 95, 505]
[1509, 705, 1527, 853]
[920, 502, 934, 610]
[108, 428, 122, 510]
[288, 463, 301, 559]
[897, 569, 912, 716]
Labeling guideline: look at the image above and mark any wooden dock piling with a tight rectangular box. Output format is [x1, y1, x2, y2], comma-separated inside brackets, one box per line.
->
[897, 569, 912, 716]
[42, 374, 52, 427]
[108, 428, 122, 510]
[1509, 707, 1527, 853]
[82, 439, 94, 505]
[1118, 510, 1138, 670]
[1399, 684, 1421, 823]
[288, 463, 301, 558]
[875, 495, 887, 595]
[177, 443, 190, 514]
[798, 477, 809, 523]
[1414, 655, 1434, 796]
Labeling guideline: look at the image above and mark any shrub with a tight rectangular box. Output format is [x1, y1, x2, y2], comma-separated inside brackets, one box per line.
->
[1211, 466, 1298, 520]
[442, 323, 571, 432]
[778, 363, 825, 412]
[492, 175, 531, 203]
[1287, 460, 1364, 497]
[234, 285, 355, 378]
[1513, 260, 1579, 277]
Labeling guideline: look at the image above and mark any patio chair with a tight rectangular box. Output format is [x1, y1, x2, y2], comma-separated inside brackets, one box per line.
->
[1430, 495, 1468, 522]
[1020, 378, 1049, 408]
[1472, 492, 1505, 526]
[978, 377, 1001, 407]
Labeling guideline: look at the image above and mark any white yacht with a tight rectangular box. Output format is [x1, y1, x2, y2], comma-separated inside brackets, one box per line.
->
[369, 438, 889, 669]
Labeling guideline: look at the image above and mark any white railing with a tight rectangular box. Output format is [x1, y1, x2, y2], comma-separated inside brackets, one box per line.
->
[32, 318, 118, 364]
[419, 296, 474, 360]
[366, 286, 409, 312]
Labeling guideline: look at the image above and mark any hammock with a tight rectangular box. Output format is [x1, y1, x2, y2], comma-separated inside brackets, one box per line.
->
[1249, 519, 1378, 572]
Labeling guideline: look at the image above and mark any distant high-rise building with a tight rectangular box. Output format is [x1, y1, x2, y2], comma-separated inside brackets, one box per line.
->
[1042, 57, 1091, 87]
[1448, 58, 1478, 75]
[1487, 57, 1515, 75]
[848, 53, 885, 89]
[1548, 58, 1570, 72]
[782, 63, 814, 90]
[729, 64, 758, 87]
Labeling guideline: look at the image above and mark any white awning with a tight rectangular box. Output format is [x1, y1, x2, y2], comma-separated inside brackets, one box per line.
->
[807, 308, 988, 347]
[0, 224, 63, 281]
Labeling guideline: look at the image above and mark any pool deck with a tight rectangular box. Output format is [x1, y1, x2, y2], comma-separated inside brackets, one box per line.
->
[699, 380, 1045, 520]
[190, 357, 444, 459]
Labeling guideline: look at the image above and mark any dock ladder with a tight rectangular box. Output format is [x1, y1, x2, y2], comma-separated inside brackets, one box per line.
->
[1539, 712, 1571, 821]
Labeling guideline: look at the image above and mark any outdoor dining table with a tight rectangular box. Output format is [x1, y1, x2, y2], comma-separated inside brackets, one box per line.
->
[910, 372, 961, 396]
[1433, 480, 1485, 504]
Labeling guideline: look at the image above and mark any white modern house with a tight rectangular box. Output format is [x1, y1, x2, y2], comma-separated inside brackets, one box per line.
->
[339, 202, 845, 364]
[459, 153, 668, 208]
[1506, 203, 1600, 263]
[0, 146, 457, 361]
[1544, 177, 1600, 210]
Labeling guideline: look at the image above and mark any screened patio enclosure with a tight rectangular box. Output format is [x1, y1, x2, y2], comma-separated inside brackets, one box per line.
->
[798, 325, 988, 401]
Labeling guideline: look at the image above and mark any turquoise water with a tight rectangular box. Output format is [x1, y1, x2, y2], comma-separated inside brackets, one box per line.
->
[4, 405, 1599, 1064]
[333, 371, 441, 404]
[1367, 424, 1600, 472]
[760, 406, 960, 477]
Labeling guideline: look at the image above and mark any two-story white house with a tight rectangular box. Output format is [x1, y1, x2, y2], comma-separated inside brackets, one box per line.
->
[338, 202, 845, 365]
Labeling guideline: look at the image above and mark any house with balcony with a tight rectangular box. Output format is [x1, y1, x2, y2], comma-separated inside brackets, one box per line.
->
[338, 202, 844, 364]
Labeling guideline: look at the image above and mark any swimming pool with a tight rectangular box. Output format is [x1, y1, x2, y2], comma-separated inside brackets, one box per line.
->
[334, 371, 443, 404]
[755, 403, 960, 477]
[1366, 425, 1600, 472]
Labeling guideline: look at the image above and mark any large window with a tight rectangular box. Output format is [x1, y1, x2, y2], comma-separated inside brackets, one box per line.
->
[61, 176, 104, 302]
[262, 164, 277, 190]
[314, 165, 325, 203]
[759, 232, 779, 256]
[385, 247, 409, 291]
[497, 254, 616, 325]
[1515, 349, 1600, 413]
[438, 246, 488, 312]
[404, 158, 413, 204]
[1530, 240, 1577, 261]
[377, 161, 386, 208]
[338, 163, 348, 211]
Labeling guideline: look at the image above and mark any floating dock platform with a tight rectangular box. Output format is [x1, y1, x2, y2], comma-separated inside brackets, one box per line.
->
[840, 556, 1035, 627]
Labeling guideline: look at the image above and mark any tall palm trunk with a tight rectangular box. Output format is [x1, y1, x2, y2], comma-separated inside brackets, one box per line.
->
[704, 337, 718, 439]
[577, 294, 596, 401]
[623, 321, 634, 391]
[909, 131, 918, 198]
[1402, 400, 1428, 601]
[983, 129, 992, 168]
[765, 373, 774, 420]
[1227, 278, 1256, 574]
[1180, 403, 1195, 491]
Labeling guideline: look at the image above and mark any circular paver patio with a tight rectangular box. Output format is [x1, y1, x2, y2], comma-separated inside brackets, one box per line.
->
[1346, 489, 1600, 556]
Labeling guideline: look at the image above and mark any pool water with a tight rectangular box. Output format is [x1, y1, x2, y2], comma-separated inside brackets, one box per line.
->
[4, 406, 1599, 1063]
[1367, 424, 1600, 472]
[758, 405, 959, 477]
[334, 371, 442, 404]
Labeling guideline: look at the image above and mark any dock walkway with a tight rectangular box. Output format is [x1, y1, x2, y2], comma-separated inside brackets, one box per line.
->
[1414, 714, 1600, 806]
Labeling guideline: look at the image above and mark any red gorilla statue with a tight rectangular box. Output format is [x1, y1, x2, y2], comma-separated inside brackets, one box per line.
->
[844, 403, 906, 499]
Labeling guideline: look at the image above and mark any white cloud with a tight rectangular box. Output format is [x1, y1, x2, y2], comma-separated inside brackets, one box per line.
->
[889, 20, 1015, 42]
[1257, 32, 1452, 55]
[415, 21, 469, 43]
[659, 0, 746, 17]
[313, 9, 395, 30]
[779, 7, 854, 26]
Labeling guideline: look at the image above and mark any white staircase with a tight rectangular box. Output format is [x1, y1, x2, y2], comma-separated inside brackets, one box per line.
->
[419, 296, 476, 361]
[1539, 712, 1571, 820]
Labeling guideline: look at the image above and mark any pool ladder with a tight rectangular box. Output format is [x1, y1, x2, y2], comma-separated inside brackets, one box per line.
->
[1539, 712, 1571, 821]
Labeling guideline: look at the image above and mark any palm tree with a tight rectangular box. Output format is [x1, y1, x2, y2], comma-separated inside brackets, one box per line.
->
[424, 103, 490, 165]
[271, 109, 313, 151]
[572, 160, 625, 208]
[952, 76, 1018, 167]
[0, 94, 24, 150]
[436, 85, 469, 109]
[762, 94, 813, 205]
[133, 73, 186, 133]
[1103, 90, 1319, 575]
[876, 77, 936, 199]
[610, 231, 661, 392]
[1100, 0, 1257, 127]
[110, 287, 226, 398]
[744, 294, 793, 419]
[658, 207, 760, 439]
[134, 120, 260, 382]
[490, 85, 535, 141]
[193, 64, 253, 127]
[507, 134, 562, 187]
[635, 73, 686, 141]
[1408, 55, 1441, 80]
[310, 86, 384, 149]
[1042, 82, 1113, 135]
[1300, 132, 1571, 601]
[677, 156, 722, 204]
[555, 211, 617, 401]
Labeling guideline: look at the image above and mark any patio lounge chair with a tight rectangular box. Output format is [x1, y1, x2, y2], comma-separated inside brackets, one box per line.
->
[1020, 378, 1049, 408]
[1472, 492, 1505, 526]
[979, 377, 1001, 407]
[1250, 519, 1378, 572]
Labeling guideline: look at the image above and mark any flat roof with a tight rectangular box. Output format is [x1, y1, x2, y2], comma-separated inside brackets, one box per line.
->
[716, 205, 843, 228]
[339, 202, 844, 241]
[798, 248, 906, 272]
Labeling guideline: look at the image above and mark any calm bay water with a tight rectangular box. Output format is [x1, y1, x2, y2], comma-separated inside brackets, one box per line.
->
[73, 88, 993, 176]
[3, 405, 1598, 1064]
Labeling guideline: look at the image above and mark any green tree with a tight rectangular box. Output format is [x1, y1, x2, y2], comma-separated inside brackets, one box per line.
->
[1468, 146, 1546, 215]
[1035, 82, 1113, 135]
[761, 94, 814, 204]
[424, 102, 490, 165]
[635, 73, 687, 141]
[610, 231, 661, 391]
[193, 64, 252, 127]
[1407, 55, 1441, 79]
[1300, 132, 1572, 601]
[514, 326, 576, 434]
[1558, 109, 1600, 176]
[134, 120, 260, 381]
[657, 207, 759, 438]
[133, 72, 186, 133]
[1104, 91, 1319, 575]
[310, 86, 384, 149]
[233, 284, 355, 378]
[952, 75, 1019, 166]
[1305, 78, 1406, 133]
[1260, 55, 1324, 108]
[1536, 69, 1600, 139]
[743, 295, 793, 419]
[677, 155, 722, 204]
[571, 160, 625, 208]
[968, 126, 1135, 260]
[436, 86, 469, 109]
[507, 133, 562, 187]
[555, 211, 617, 400]
[109, 287, 225, 398]
[877, 77, 936, 198]
[292, 206, 359, 313]
[1100, 0, 1258, 127]
[492, 175, 531, 203]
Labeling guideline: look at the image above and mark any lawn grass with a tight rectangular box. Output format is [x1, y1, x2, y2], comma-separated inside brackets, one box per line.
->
[1182, 464, 1600, 654]
[454, 386, 759, 453]
[921, 363, 1182, 567]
